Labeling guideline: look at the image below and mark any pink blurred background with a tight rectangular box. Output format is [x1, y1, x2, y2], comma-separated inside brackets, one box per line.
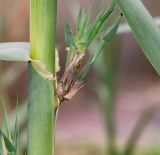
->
[0, 0, 160, 154]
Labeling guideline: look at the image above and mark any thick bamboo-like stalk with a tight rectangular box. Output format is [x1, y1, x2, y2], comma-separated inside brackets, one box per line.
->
[28, 0, 57, 155]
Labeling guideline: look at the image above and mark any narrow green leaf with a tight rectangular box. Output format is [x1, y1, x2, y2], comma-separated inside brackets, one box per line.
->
[81, 11, 91, 39]
[99, 0, 116, 24]
[3, 103, 10, 139]
[88, 0, 116, 42]
[65, 22, 75, 46]
[13, 103, 18, 151]
[0, 42, 30, 61]
[116, 0, 160, 74]
[0, 129, 16, 152]
[103, 15, 121, 42]
[95, 8, 104, 20]
[87, 8, 103, 41]
[76, 5, 83, 39]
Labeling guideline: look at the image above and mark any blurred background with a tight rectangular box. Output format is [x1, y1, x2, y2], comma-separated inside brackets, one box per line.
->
[0, 0, 160, 155]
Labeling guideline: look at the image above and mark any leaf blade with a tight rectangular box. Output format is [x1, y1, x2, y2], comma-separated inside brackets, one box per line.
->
[0, 129, 16, 153]
[88, 0, 116, 42]
[13, 102, 18, 152]
[0, 42, 30, 61]
[65, 22, 75, 46]
[116, 0, 160, 74]
[76, 5, 83, 39]
[81, 11, 91, 40]
[3, 103, 10, 139]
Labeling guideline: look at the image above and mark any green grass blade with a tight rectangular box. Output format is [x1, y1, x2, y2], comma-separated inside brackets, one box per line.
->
[81, 11, 91, 40]
[3, 103, 11, 139]
[99, 0, 116, 23]
[116, 0, 160, 74]
[0, 129, 16, 153]
[13, 104, 18, 152]
[65, 22, 75, 46]
[88, 0, 116, 42]
[76, 5, 83, 39]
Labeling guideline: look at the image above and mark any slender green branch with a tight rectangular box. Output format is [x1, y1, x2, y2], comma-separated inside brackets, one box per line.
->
[28, 0, 57, 155]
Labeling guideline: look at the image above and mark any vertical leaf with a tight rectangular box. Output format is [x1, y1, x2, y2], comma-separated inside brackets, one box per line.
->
[81, 11, 91, 39]
[76, 5, 83, 39]
[88, 0, 116, 42]
[3, 103, 11, 139]
[13, 104, 18, 153]
[65, 22, 75, 46]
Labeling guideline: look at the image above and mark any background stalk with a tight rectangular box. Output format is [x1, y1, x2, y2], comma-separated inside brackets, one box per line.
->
[28, 0, 57, 155]
[96, 39, 120, 155]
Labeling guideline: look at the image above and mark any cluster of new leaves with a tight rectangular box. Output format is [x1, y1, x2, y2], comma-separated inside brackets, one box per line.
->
[65, 0, 121, 80]
[65, 0, 121, 64]
[0, 104, 18, 155]
[56, 0, 121, 105]
[65, 0, 118, 52]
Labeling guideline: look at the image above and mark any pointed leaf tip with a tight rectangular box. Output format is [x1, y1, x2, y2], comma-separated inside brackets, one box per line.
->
[65, 22, 75, 46]
[88, 0, 116, 43]
[0, 129, 16, 152]
[76, 4, 83, 39]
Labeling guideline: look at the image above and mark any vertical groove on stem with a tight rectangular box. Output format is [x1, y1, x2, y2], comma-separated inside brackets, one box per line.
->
[28, 0, 57, 155]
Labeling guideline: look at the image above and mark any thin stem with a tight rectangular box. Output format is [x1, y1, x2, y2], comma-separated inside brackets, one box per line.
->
[27, 0, 57, 155]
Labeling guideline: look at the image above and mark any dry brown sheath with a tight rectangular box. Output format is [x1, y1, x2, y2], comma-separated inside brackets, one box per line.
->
[56, 52, 85, 106]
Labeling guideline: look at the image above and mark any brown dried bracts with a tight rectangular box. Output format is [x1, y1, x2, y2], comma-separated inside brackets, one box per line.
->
[56, 52, 85, 106]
